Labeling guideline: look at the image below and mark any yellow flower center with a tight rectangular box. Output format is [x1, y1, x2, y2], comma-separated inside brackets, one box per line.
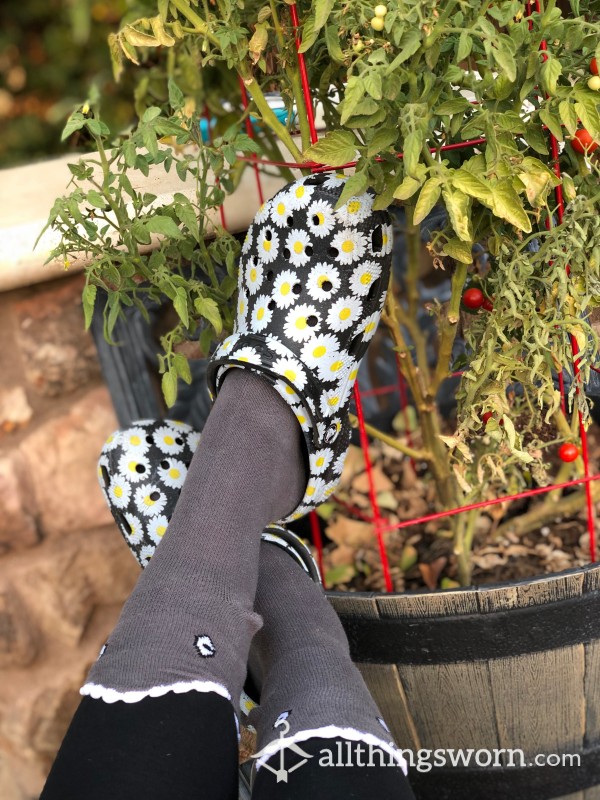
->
[382, 233, 388, 247]
[316, 456, 325, 467]
[313, 345, 327, 358]
[144, 495, 156, 507]
[341, 240, 354, 253]
[296, 414, 306, 425]
[239, 301, 245, 314]
[293, 241, 304, 254]
[365, 321, 376, 334]
[348, 200, 361, 214]
[263, 240, 271, 252]
[339, 308, 351, 320]
[284, 369, 296, 381]
[315, 212, 325, 225]
[281, 282, 290, 295]
[360, 272, 373, 285]
[327, 395, 340, 407]
[306, 485, 316, 496]
[238, 356, 249, 362]
[164, 435, 174, 445]
[330, 360, 343, 373]
[349, 367, 359, 381]
[128, 461, 138, 472]
[114, 486, 123, 498]
[295, 317, 307, 330]
[295, 186, 305, 199]
[156, 525, 167, 538]
[257, 307, 265, 321]
[130, 435, 141, 445]
[250, 267, 257, 281]
[169, 468, 180, 479]
[277, 202, 286, 215]
[317, 275, 329, 287]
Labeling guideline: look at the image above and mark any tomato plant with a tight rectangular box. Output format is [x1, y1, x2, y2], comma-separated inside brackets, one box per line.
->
[462, 288, 484, 310]
[591, 57, 599, 75]
[571, 129, 599, 154]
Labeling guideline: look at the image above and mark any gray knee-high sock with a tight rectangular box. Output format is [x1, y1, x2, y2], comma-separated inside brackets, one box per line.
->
[83, 370, 306, 713]
[249, 544, 406, 770]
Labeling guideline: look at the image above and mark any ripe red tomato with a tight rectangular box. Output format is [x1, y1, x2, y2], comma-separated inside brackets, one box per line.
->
[481, 411, 493, 425]
[482, 297, 494, 312]
[558, 443, 579, 463]
[591, 57, 599, 76]
[462, 288, 484, 309]
[571, 129, 599, 155]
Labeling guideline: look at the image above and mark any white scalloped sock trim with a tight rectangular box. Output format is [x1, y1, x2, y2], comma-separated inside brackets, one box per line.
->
[80, 679, 232, 704]
[253, 726, 408, 774]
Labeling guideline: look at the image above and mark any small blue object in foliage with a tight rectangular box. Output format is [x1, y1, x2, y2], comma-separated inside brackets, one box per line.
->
[198, 105, 293, 142]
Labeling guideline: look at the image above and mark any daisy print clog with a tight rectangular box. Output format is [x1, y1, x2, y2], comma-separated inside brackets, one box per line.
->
[207, 174, 392, 523]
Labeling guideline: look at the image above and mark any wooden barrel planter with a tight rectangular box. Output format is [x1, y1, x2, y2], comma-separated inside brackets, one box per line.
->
[328, 561, 600, 800]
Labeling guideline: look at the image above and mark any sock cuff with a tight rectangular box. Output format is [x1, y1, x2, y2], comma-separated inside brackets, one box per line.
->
[80, 679, 232, 704]
[253, 727, 408, 775]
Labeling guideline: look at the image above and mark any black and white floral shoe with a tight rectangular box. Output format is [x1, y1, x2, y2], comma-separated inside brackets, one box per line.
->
[206, 174, 393, 524]
[97, 420, 321, 581]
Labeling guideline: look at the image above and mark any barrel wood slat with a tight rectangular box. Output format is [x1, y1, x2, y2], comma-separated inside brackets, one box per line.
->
[328, 593, 420, 751]
[329, 560, 600, 799]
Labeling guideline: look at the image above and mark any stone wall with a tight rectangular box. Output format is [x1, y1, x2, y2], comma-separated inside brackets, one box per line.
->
[0, 274, 139, 799]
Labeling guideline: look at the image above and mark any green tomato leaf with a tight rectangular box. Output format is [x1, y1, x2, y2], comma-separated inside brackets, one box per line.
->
[173, 287, 190, 328]
[162, 370, 178, 408]
[490, 179, 532, 232]
[325, 25, 344, 63]
[172, 353, 192, 385]
[304, 130, 358, 167]
[413, 178, 442, 225]
[393, 175, 421, 201]
[82, 284, 97, 330]
[195, 296, 223, 335]
[443, 238, 473, 264]
[146, 215, 184, 239]
[540, 55, 562, 95]
[442, 187, 473, 242]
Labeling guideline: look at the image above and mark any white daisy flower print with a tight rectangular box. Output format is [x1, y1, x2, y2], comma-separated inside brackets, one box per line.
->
[153, 425, 186, 455]
[350, 260, 382, 296]
[316, 351, 347, 383]
[241, 226, 253, 254]
[290, 504, 315, 520]
[233, 346, 262, 365]
[324, 417, 343, 444]
[122, 426, 150, 455]
[139, 544, 155, 566]
[245, 258, 264, 295]
[108, 478, 131, 509]
[285, 229, 312, 268]
[255, 200, 272, 224]
[251, 294, 273, 332]
[360, 311, 380, 342]
[257, 228, 279, 263]
[301, 333, 340, 370]
[382, 223, 393, 255]
[322, 172, 346, 189]
[284, 304, 321, 343]
[216, 334, 240, 360]
[336, 193, 374, 226]
[291, 404, 313, 432]
[309, 448, 334, 475]
[272, 193, 293, 228]
[305, 396, 316, 413]
[330, 229, 367, 265]
[103, 430, 121, 451]
[322, 480, 338, 499]
[288, 181, 314, 210]
[124, 513, 143, 545]
[265, 334, 292, 358]
[333, 450, 348, 476]
[320, 388, 344, 417]
[148, 515, 169, 544]
[273, 270, 299, 309]
[236, 291, 249, 332]
[187, 430, 201, 453]
[306, 199, 336, 238]
[306, 263, 340, 302]
[305, 477, 327, 504]
[134, 483, 167, 517]
[272, 357, 307, 392]
[274, 378, 301, 405]
[167, 420, 193, 431]
[118, 452, 150, 483]
[327, 295, 362, 332]
[158, 458, 187, 489]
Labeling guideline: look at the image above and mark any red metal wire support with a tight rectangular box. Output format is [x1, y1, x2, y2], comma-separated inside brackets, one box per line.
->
[289, 3, 319, 146]
[354, 381, 394, 592]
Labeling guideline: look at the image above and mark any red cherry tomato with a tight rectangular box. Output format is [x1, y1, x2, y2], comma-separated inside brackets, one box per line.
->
[482, 297, 494, 312]
[558, 443, 579, 463]
[591, 57, 599, 76]
[571, 129, 599, 155]
[481, 411, 493, 425]
[462, 288, 484, 309]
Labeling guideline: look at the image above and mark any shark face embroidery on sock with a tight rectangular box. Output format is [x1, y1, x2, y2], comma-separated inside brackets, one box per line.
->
[194, 634, 216, 658]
